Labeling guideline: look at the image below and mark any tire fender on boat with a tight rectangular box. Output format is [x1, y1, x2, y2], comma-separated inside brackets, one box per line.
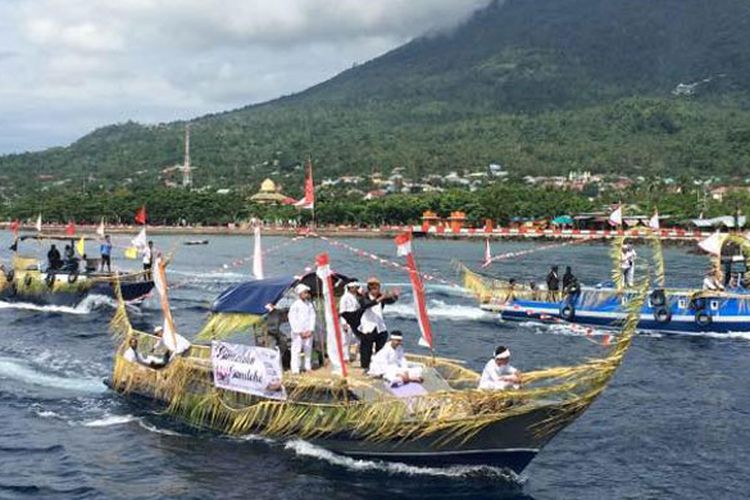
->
[23, 274, 33, 287]
[695, 311, 712, 327]
[650, 289, 667, 307]
[45, 272, 56, 288]
[653, 306, 671, 323]
[560, 303, 575, 321]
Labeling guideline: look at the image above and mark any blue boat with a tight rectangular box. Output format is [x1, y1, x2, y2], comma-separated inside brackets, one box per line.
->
[481, 286, 750, 335]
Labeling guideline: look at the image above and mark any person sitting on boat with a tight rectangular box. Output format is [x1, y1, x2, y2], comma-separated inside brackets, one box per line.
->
[100, 235, 113, 273]
[703, 269, 725, 291]
[546, 265, 560, 301]
[338, 281, 362, 362]
[288, 283, 316, 374]
[368, 331, 423, 386]
[47, 244, 62, 271]
[142, 241, 154, 281]
[122, 337, 148, 365]
[563, 267, 582, 300]
[357, 277, 399, 370]
[141, 326, 173, 368]
[505, 278, 517, 302]
[621, 244, 637, 287]
[528, 280, 539, 300]
[479, 345, 521, 391]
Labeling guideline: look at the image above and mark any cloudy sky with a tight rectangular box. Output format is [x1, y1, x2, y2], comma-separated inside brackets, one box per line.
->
[0, 0, 489, 154]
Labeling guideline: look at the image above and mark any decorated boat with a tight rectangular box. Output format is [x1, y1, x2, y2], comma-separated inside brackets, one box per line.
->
[107, 233, 642, 473]
[1, 235, 154, 306]
[464, 232, 750, 335]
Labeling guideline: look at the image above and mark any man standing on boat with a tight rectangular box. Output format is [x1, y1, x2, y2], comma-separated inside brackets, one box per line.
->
[479, 346, 521, 390]
[338, 281, 362, 362]
[546, 265, 560, 301]
[358, 277, 399, 370]
[100, 235, 113, 273]
[288, 283, 316, 374]
[368, 331, 423, 386]
[621, 244, 637, 287]
[142, 241, 154, 280]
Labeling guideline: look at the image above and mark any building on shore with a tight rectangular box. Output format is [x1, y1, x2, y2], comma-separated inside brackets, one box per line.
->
[250, 179, 293, 205]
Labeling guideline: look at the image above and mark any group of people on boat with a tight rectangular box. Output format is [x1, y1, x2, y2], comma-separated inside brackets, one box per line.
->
[44, 236, 154, 280]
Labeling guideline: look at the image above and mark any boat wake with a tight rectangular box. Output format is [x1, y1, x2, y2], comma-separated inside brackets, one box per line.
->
[82, 414, 139, 427]
[386, 299, 494, 322]
[284, 439, 521, 481]
[0, 295, 118, 315]
[0, 357, 105, 394]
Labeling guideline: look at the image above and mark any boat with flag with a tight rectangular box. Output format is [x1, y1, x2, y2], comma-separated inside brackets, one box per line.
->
[107, 232, 641, 473]
[464, 222, 750, 335]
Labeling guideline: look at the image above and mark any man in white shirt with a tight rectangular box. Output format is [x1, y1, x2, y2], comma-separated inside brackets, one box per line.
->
[142, 241, 154, 281]
[338, 281, 361, 362]
[122, 337, 147, 365]
[621, 244, 637, 287]
[368, 331, 423, 386]
[357, 277, 399, 370]
[288, 283, 316, 374]
[478, 345, 521, 390]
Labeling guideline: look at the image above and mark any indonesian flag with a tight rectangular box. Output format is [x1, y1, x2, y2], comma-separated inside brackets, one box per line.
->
[252, 223, 264, 280]
[134, 205, 147, 225]
[65, 221, 76, 236]
[394, 232, 433, 349]
[482, 238, 492, 268]
[649, 210, 660, 230]
[294, 160, 315, 210]
[698, 231, 727, 256]
[131, 227, 147, 249]
[35, 214, 42, 233]
[96, 218, 106, 238]
[153, 256, 191, 354]
[609, 205, 623, 227]
[315, 252, 347, 377]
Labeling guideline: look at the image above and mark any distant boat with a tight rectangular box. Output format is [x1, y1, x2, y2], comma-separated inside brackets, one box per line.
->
[184, 240, 209, 246]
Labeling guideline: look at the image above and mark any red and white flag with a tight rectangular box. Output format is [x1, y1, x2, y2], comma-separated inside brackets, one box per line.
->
[9, 220, 19, 235]
[153, 256, 191, 354]
[698, 231, 726, 256]
[135, 205, 147, 225]
[35, 214, 42, 233]
[65, 221, 76, 236]
[482, 238, 492, 268]
[252, 223, 264, 280]
[649, 210, 660, 230]
[96, 218, 106, 238]
[608, 205, 623, 227]
[394, 232, 433, 349]
[294, 159, 315, 210]
[315, 252, 347, 377]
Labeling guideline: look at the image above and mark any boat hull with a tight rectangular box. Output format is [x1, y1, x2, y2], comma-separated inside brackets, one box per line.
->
[0, 278, 154, 307]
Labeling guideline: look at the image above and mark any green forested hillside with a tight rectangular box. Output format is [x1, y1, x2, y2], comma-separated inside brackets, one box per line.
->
[2, 0, 750, 195]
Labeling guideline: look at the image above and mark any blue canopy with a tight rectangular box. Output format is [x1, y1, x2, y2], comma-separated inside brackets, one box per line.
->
[211, 276, 296, 314]
[551, 215, 574, 225]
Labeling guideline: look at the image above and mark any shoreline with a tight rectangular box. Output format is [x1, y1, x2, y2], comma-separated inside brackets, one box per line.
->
[2, 222, 705, 245]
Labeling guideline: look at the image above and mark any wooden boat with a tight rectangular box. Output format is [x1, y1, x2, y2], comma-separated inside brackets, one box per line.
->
[107, 255, 642, 473]
[184, 240, 209, 246]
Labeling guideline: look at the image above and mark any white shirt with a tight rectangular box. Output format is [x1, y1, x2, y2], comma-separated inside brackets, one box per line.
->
[369, 342, 407, 376]
[288, 298, 316, 335]
[703, 276, 724, 291]
[360, 294, 387, 334]
[621, 249, 636, 269]
[339, 291, 360, 329]
[142, 246, 153, 265]
[478, 359, 519, 390]
[123, 347, 145, 364]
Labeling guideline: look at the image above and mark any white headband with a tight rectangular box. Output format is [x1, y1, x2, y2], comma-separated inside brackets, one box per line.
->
[495, 349, 511, 360]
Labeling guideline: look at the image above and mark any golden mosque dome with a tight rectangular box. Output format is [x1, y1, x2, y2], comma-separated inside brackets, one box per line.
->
[260, 178, 277, 193]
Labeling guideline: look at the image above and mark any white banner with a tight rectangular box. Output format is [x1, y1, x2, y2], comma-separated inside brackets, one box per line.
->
[211, 341, 287, 400]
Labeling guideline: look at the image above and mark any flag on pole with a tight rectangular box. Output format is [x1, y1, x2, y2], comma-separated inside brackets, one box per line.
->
[35, 214, 42, 233]
[134, 205, 147, 225]
[131, 227, 147, 249]
[482, 238, 492, 268]
[315, 252, 347, 377]
[65, 221, 76, 236]
[394, 232, 433, 349]
[9, 220, 19, 235]
[608, 205, 623, 227]
[153, 255, 191, 354]
[75, 237, 85, 256]
[96, 218, 106, 238]
[294, 159, 315, 210]
[698, 231, 726, 256]
[649, 210, 660, 230]
[252, 223, 264, 280]
[124, 247, 139, 259]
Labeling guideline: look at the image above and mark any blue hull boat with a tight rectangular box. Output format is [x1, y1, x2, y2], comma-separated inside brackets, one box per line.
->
[481, 287, 750, 335]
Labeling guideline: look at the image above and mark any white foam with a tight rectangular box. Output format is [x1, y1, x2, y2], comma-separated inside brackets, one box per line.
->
[385, 299, 492, 322]
[0, 294, 117, 315]
[284, 439, 518, 479]
[82, 414, 138, 427]
[137, 420, 184, 436]
[0, 357, 105, 393]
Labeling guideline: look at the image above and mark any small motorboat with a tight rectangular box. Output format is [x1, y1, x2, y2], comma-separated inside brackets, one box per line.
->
[184, 240, 209, 246]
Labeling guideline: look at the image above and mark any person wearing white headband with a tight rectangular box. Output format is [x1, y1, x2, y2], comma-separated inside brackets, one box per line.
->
[368, 330, 423, 387]
[288, 283, 315, 374]
[338, 281, 362, 362]
[478, 345, 521, 390]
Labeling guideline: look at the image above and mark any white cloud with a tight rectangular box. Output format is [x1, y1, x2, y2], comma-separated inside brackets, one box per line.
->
[0, 0, 489, 154]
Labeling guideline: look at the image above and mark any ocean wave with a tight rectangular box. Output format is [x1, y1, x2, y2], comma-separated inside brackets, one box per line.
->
[0, 294, 117, 315]
[284, 439, 520, 480]
[137, 420, 184, 436]
[385, 299, 493, 322]
[82, 414, 138, 427]
[0, 357, 105, 393]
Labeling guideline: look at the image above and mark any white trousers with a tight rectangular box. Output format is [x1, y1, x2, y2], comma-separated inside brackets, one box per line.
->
[291, 334, 312, 374]
[383, 366, 423, 386]
[626, 265, 635, 286]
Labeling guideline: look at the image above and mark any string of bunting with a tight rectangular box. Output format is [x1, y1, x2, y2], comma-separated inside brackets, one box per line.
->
[484, 236, 604, 265]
